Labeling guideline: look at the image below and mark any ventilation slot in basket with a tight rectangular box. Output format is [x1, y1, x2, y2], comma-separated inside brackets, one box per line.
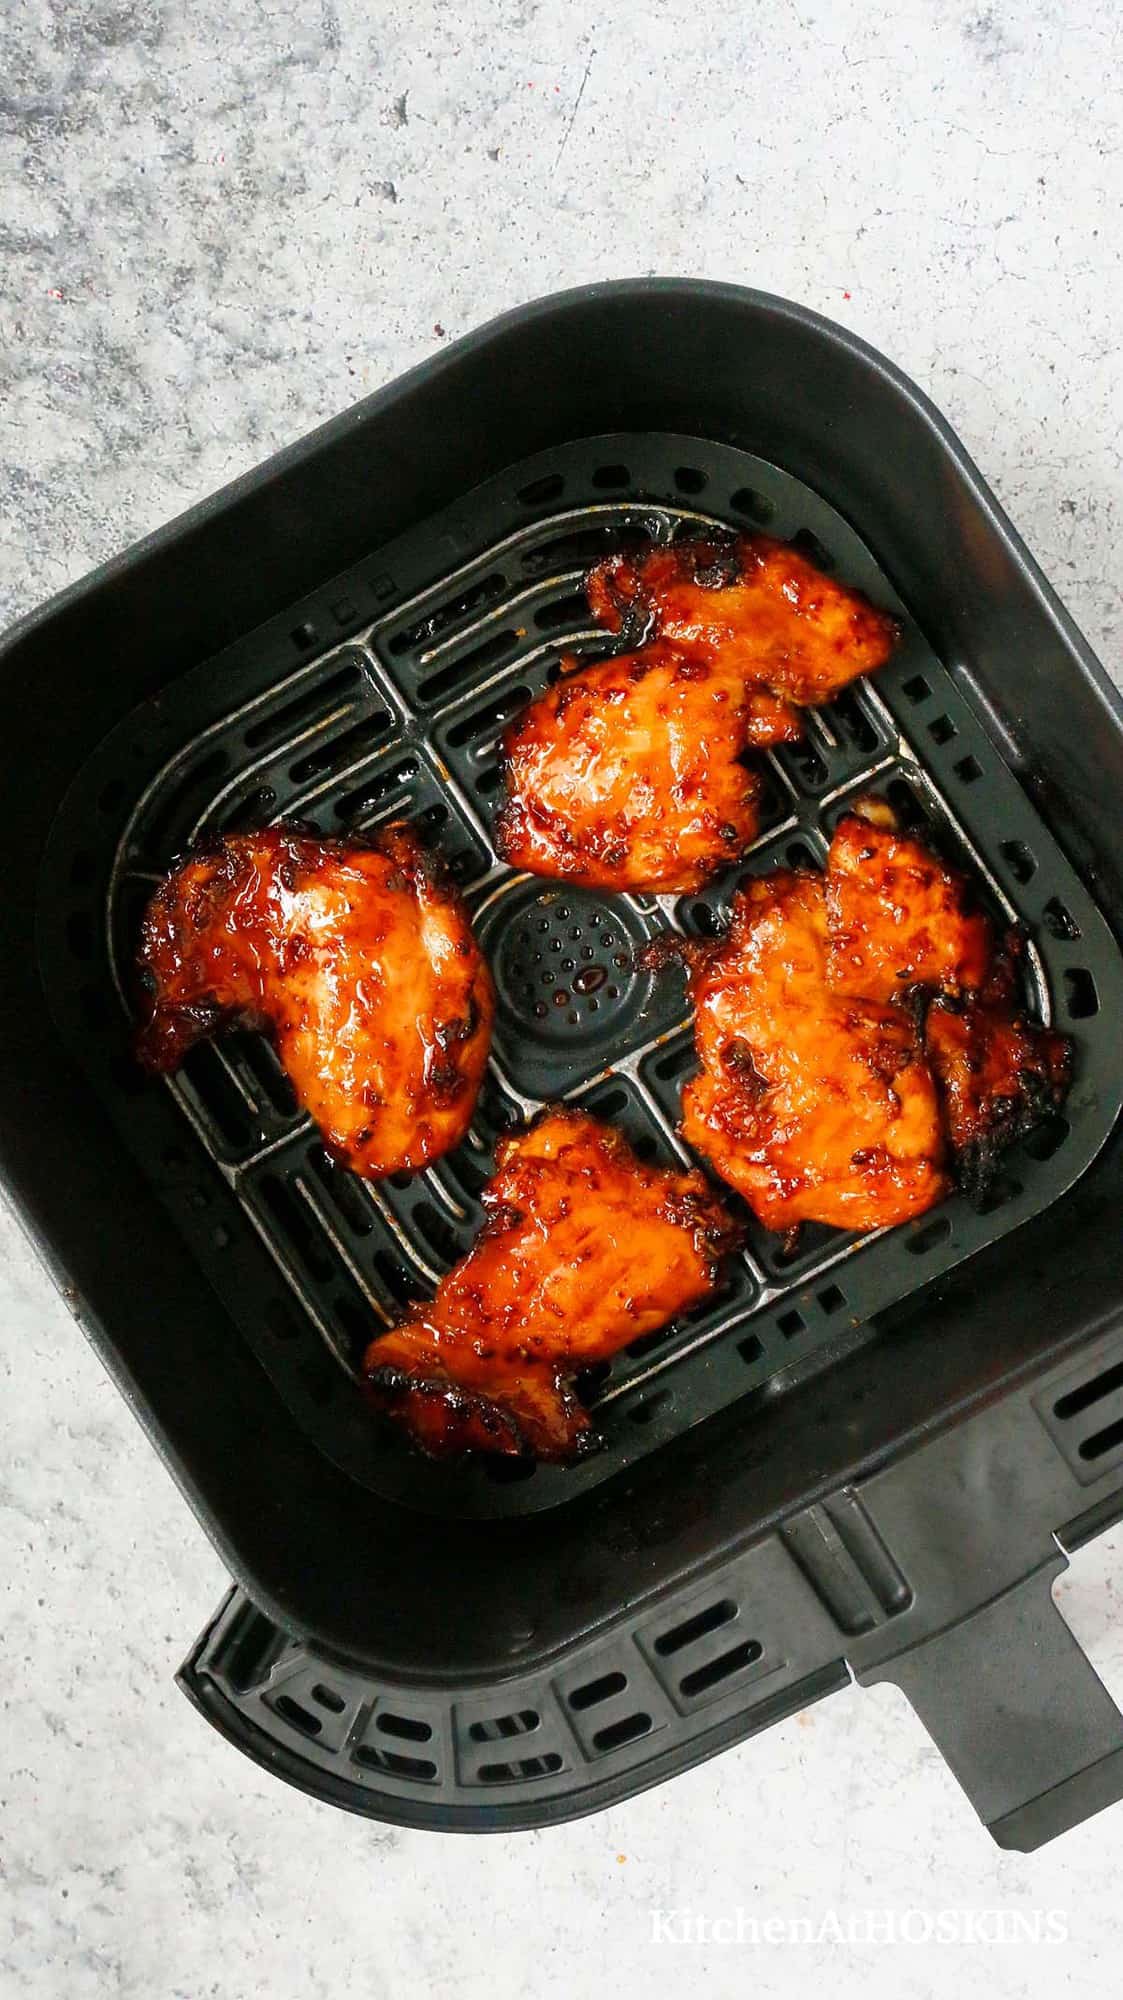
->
[468, 1709, 539, 1743]
[288, 711, 393, 785]
[387, 573, 507, 656]
[477, 1754, 563, 1783]
[416, 631, 519, 706]
[354, 1745, 438, 1781]
[592, 1713, 651, 1754]
[273, 1694, 322, 1737]
[244, 663, 363, 749]
[568, 1670, 628, 1712]
[654, 1599, 738, 1656]
[375, 1712, 433, 1743]
[678, 1640, 762, 1699]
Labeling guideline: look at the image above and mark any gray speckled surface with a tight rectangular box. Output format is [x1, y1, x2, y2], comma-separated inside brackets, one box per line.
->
[2, 2, 1122, 1995]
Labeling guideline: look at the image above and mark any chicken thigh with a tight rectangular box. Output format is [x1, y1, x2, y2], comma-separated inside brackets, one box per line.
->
[363, 1109, 739, 1460]
[136, 822, 494, 1180]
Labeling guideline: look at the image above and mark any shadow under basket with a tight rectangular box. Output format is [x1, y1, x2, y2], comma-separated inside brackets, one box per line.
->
[7, 282, 1123, 1847]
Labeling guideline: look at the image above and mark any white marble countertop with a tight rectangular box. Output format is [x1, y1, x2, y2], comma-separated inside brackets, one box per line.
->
[2, 2, 1121, 1994]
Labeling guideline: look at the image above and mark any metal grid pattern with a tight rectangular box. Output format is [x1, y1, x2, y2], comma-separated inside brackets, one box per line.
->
[42, 434, 1123, 1517]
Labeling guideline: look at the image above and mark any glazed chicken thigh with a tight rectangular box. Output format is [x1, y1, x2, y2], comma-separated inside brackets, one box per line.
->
[495, 640, 776, 894]
[586, 532, 900, 707]
[497, 532, 898, 894]
[136, 823, 495, 1179]
[363, 1109, 739, 1460]
[825, 804, 993, 1002]
[667, 800, 1072, 1235]
[678, 870, 949, 1233]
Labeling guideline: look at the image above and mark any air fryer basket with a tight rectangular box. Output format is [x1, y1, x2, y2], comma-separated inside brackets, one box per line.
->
[38, 432, 1123, 1517]
[6, 282, 1123, 1846]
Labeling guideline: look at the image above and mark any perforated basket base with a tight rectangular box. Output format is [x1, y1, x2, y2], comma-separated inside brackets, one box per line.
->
[39, 434, 1123, 1518]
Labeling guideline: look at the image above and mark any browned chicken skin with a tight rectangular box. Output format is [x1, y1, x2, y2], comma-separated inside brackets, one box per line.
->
[495, 641, 774, 894]
[363, 1109, 740, 1461]
[667, 801, 1072, 1233]
[136, 823, 495, 1179]
[925, 940, 1073, 1198]
[587, 533, 900, 707]
[826, 806, 1071, 1191]
[825, 805, 993, 1001]
[496, 532, 898, 894]
[679, 871, 949, 1233]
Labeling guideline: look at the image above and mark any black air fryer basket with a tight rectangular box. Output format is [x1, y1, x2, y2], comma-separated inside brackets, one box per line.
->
[6, 282, 1123, 1848]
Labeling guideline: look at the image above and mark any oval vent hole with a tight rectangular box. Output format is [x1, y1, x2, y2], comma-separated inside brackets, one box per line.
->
[447, 686, 530, 749]
[784, 740, 829, 789]
[66, 911, 95, 961]
[730, 487, 773, 524]
[264, 1297, 302, 1342]
[974, 1174, 1023, 1217]
[680, 1639, 763, 1698]
[655, 1039, 697, 1082]
[1043, 897, 1081, 941]
[274, 1695, 322, 1737]
[569, 1670, 627, 1712]
[1000, 839, 1036, 883]
[478, 1753, 563, 1782]
[312, 1683, 346, 1714]
[1055, 1358, 1123, 1422]
[1023, 1113, 1070, 1161]
[354, 1746, 437, 1780]
[907, 1214, 952, 1255]
[376, 1712, 432, 1743]
[517, 472, 565, 507]
[1064, 968, 1098, 1019]
[388, 573, 507, 656]
[690, 901, 723, 938]
[482, 1456, 537, 1483]
[412, 1201, 461, 1265]
[1079, 1419, 1123, 1464]
[534, 591, 589, 632]
[244, 663, 361, 748]
[468, 1710, 539, 1743]
[654, 1599, 738, 1657]
[790, 527, 834, 570]
[885, 779, 929, 830]
[627, 1392, 669, 1426]
[592, 1712, 651, 1753]
[288, 711, 392, 785]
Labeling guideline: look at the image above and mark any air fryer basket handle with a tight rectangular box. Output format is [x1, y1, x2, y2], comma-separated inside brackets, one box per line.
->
[857, 1559, 1123, 1850]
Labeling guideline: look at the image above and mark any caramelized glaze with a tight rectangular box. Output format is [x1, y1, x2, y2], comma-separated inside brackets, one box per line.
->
[663, 801, 1073, 1234]
[679, 871, 949, 1233]
[826, 805, 993, 1001]
[363, 1108, 739, 1460]
[497, 532, 898, 894]
[136, 822, 494, 1179]
[496, 640, 772, 894]
[926, 938, 1073, 1198]
[587, 532, 899, 706]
